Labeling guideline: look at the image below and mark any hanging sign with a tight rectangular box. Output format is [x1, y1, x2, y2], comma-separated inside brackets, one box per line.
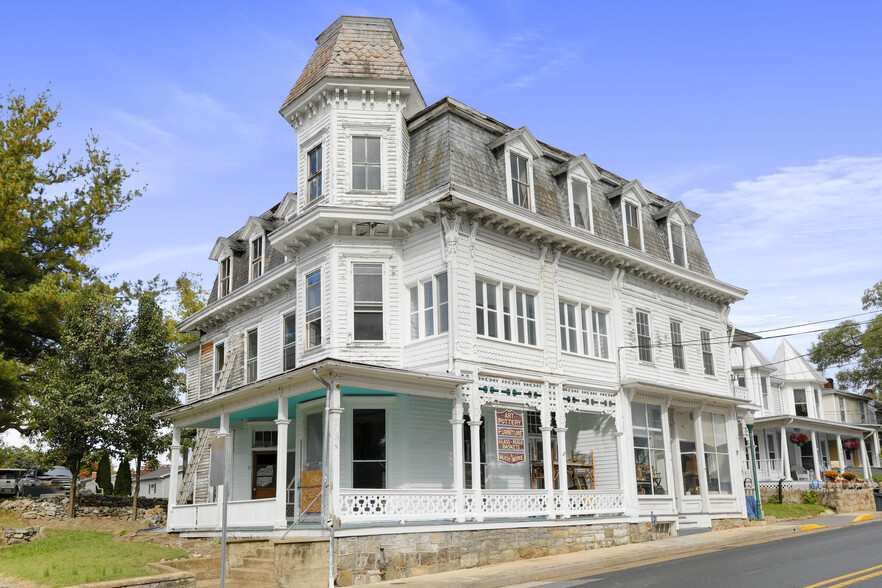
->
[496, 410, 526, 465]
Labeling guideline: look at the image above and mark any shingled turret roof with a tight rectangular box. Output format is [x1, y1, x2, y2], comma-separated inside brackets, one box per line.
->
[280, 16, 418, 111]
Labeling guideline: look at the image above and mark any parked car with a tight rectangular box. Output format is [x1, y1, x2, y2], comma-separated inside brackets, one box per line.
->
[0, 468, 25, 496]
[16, 466, 72, 497]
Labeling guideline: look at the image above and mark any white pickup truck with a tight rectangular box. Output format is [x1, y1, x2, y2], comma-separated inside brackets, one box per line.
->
[0, 469, 24, 497]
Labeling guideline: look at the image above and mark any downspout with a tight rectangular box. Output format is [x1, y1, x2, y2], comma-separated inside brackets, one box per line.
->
[313, 369, 336, 588]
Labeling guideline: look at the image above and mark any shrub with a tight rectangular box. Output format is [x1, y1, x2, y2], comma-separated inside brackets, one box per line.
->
[114, 460, 131, 496]
[766, 494, 781, 504]
[802, 490, 820, 505]
[96, 453, 113, 496]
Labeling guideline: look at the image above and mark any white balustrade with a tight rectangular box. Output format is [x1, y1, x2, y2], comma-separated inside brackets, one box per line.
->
[338, 489, 626, 523]
[170, 502, 219, 530]
[757, 458, 783, 479]
[227, 498, 276, 527]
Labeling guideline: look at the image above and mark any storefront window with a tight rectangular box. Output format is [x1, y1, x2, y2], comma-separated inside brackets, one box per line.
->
[679, 415, 701, 495]
[702, 412, 732, 494]
[632, 402, 668, 495]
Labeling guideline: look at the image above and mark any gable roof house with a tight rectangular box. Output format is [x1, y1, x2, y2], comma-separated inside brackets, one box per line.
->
[731, 338, 880, 484]
[159, 16, 753, 583]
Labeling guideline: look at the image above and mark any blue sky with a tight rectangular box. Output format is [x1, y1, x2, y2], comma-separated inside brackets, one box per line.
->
[4, 1, 881, 367]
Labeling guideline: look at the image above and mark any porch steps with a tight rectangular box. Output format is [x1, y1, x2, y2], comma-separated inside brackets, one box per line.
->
[229, 553, 275, 585]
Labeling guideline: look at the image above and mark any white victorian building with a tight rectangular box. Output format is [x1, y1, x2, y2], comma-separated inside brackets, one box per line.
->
[159, 15, 754, 575]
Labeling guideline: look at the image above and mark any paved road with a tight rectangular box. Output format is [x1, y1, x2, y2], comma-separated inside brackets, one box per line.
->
[536, 520, 882, 588]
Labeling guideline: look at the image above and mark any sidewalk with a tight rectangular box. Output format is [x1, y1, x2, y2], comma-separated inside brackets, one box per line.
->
[373, 512, 880, 587]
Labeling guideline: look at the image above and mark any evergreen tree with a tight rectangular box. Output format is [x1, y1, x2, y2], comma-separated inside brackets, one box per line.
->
[115, 459, 132, 496]
[96, 453, 113, 496]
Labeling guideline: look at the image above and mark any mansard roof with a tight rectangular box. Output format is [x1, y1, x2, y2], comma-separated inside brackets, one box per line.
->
[280, 16, 418, 111]
[771, 340, 826, 383]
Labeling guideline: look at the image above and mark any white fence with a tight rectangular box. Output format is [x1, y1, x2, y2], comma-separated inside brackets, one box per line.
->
[227, 498, 276, 527]
[170, 502, 219, 530]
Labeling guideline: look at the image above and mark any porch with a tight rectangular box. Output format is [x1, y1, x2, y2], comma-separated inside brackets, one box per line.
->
[161, 362, 629, 534]
[750, 417, 878, 482]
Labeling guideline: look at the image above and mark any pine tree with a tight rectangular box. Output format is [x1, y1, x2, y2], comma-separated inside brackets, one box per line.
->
[115, 459, 132, 496]
[96, 453, 113, 496]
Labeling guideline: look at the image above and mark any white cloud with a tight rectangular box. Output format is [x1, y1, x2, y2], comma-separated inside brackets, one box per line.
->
[688, 156, 882, 362]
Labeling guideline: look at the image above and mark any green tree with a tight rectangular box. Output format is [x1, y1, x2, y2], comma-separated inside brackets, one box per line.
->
[30, 288, 127, 517]
[0, 89, 140, 431]
[114, 459, 131, 496]
[0, 440, 45, 469]
[96, 452, 113, 496]
[113, 292, 178, 518]
[809, 280, 882, 393]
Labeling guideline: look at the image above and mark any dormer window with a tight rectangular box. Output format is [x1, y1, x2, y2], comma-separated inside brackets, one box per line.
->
[250, 237, 263, 281]
[219, 257, 232, 297]
[352, 136, 381, 191]
[670, 222, 686, 267]
[624, 202, 642, 249]
[509, 152, 531, 209]
[571, 179, 591, 231]
[308, 145, 323, 201]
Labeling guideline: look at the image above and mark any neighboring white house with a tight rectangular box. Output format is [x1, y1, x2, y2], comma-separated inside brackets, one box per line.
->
[158, 14, 752, 561]
[731, 338, 879, 483]
[136, 466, 183, 500]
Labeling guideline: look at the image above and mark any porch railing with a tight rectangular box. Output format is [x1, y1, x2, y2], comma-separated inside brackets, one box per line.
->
[757, 458, 783, 479]
[171, 502, 218, 530]
[227, 498, 276, 527]
[338, 489, 626, 523]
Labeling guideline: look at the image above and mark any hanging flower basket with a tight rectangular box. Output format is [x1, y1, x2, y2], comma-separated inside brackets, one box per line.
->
[842, 440, 860, 450]
[789, 433, 809, 445]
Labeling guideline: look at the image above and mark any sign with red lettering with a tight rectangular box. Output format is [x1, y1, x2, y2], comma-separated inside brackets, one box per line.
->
[495, 410, 526, 465]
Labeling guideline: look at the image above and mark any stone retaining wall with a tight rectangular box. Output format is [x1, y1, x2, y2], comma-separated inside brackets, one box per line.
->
[0, 496, 167, 526]
[1, 525, 46, 545]
[818, 487, 874, 513]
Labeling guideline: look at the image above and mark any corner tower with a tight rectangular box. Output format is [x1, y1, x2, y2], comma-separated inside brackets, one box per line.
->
[279, 16, 426, 215]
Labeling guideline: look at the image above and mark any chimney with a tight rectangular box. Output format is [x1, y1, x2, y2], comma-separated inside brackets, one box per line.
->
[864, 389, 876, 399]
[824, 378, 834, 389]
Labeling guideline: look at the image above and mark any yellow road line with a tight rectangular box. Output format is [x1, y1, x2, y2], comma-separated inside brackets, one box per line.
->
[803, 563, 882, 588]
[826, 569, 882, 588]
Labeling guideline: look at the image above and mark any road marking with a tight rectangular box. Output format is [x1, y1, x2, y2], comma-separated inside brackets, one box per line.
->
[800, 523, 827, 531]
[825, 569, 882, 587]
[851, 514, 874, 522]
[803, 563, 882, 588]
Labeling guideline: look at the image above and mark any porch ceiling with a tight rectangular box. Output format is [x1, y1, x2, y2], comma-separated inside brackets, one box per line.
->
[755, 416, 877, 437]
[622, 378, 747, 406]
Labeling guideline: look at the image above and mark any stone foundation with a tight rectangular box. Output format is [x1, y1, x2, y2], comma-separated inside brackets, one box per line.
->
[710, 517, 749, 531]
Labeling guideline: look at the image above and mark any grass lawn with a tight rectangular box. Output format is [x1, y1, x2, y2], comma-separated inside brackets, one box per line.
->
[0, 529, 187, 587]
[761, 503, 830, 519]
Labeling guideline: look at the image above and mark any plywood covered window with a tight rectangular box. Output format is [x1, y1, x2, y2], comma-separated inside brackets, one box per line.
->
[352, 136, 381, 191]
[353, 263, 383, 341]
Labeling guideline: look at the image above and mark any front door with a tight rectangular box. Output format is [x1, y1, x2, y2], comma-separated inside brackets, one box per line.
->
[252, 451, 277, 499]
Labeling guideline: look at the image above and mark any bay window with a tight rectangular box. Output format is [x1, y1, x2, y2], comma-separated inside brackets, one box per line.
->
[305, 269, 322, 349]
[409, 273, 449, 340]
[352, 136, 381, 191]
[476, 279, 537, 346]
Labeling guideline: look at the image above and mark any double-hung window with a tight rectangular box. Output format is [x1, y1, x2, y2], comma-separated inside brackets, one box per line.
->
[794, 389, 809, 417]
[282, 313, 296, 371]
[250, 237, 263, 281]
[766, 434, 777, 461]
[509, 152, 531, 209]
[307, 145, 322, 201]
[670, 320, 685, 370]
[219, 258, 231, 298]
[305, 269, 322, 349]
[624, 202, 641, 249]
[352, 136, 381, 190]
[476, 279, 537, 346]
[636, 311, 652, 362]
[632, 402, 668, 496]
[703, 413, 732, 494]
[700, 329, 715, 375]
[761, 377, 769, 408]
[559, 301, 578, 353]
[860, 402, 867, 424]
[571, 179, 591, 231]
[353, 263, 383, 341]
[246, 328, 258, 384]
[409, 273, 449, 340]
[591, 309, 610, 359]
[838, 396, 846, 422]
[213, 342, 225, 390]
[670, 223, 686, 267]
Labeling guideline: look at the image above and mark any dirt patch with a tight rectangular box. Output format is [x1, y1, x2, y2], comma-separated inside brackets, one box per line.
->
[0, 571, 43, 588]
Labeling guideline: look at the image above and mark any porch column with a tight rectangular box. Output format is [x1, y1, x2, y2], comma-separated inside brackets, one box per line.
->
[468, 418, 483, 522]
[555, 408, 569, 519]
[872, 431, 882, 467]
[810, 431, 822, 481]
[541, 383, 555, 519]
[693, 410, 711, 513]
[218, 412, 231, 530]
[860, 436, 872, 482]
[780, 427, 792, 480]
[328, 379, 343, 524]
[275, 396, 290, 529]
[167, 426, 181, 529]
[835, 434, 845, 474]
[451, 387, 466, 522]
